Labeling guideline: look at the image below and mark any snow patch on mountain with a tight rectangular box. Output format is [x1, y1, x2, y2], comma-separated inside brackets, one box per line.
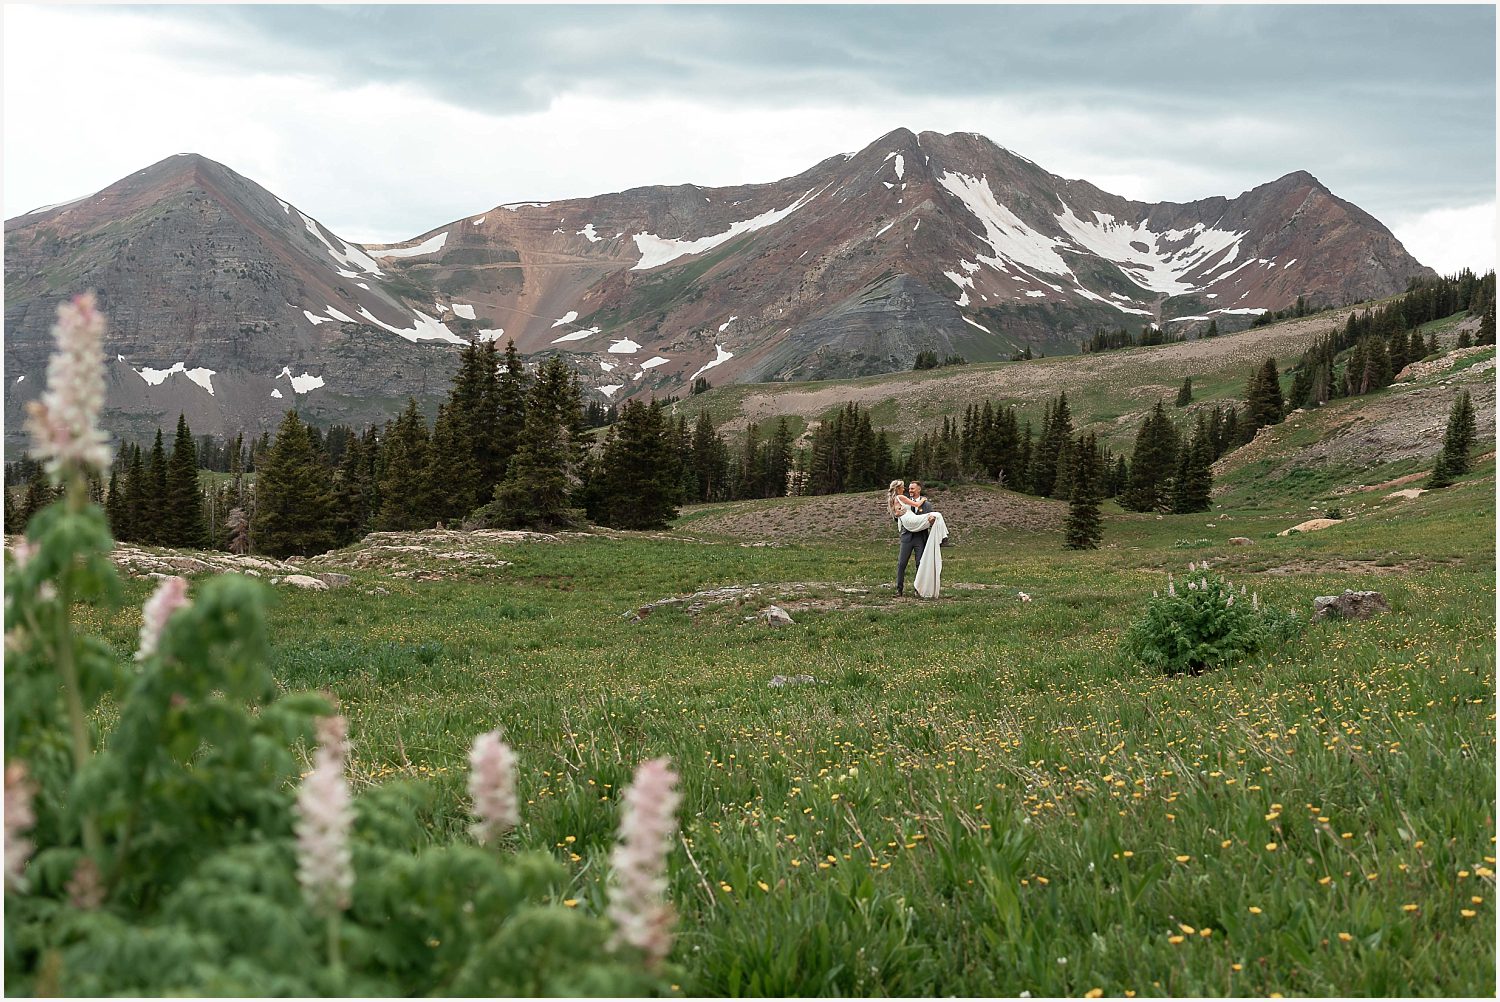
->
[640, 356, 670, 370]
[271, 388, 283, 399]
[366, 231, 448, 259]
[477, 329, 506, 343]
[552, 327, 601, 343]
[356, 307, 466, 345]
[956, 291, 970, 307]
[962, 317, 992, 334]
[599, 360, 617, 372]
[452, 304, 476, 320]
[691, 344, 734, 381]
[299, 211, 383, 276]
[938, 171, 1070, 277]
[893, 154, 905, 180]
[471, 215, 486, 224]
[608, 339, 642, 354]
[718, 316, 738, 332]
[134, 362, 215, 394]
[1055, 204, 1246, 297]
[631, 186, 823, 271]
[598, 384, 623, 398]
[273, 367, 325, 394]
[551, 311, 579, 328]
[576, 224, 601, 242]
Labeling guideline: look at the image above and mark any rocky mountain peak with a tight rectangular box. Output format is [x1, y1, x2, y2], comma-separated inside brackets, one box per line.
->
[5, 129, 1436, 448]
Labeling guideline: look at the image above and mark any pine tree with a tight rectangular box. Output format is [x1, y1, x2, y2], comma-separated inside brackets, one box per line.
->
[429, 401, 479, 522]
[690, 411, 730, 502]
[1205, 319, 1219, 339]
[376, 399, 435, 531]
[494, 340, 530, 481]
[104, 466, 125, 539]
[1064, 433, 1103, 550]
[490, 357, 585, 529]
[164, 414, 208, 548]
[330, 433, 377, 546]
[1121, 400, 1179, 512]
[15, 465, 57, 533]
[122, 444, 147, 543]
[1029, 392, 1072, 497]
[585, 399, 678, 529]
[1428, 389, 1478, 488]
[1245, 358, 1284, 432]
[251, 411, 336, 558]
[1172, 414, 1214, 513]
[1175, 377, 1193, 407]
[143, 430, 169, 545]
[763, 419, 794, 498]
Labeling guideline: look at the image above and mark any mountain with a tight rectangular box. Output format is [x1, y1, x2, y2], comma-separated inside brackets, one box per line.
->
[4, 130, 1434, 447]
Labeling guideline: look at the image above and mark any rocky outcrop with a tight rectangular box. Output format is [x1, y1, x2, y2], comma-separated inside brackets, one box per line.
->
[1313, 590, 1392, 620]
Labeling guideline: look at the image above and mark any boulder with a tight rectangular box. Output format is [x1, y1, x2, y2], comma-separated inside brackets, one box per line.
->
[768, 674, 816, 688]
[314, 572, 352, 589]
[1313, 590, 1391, 621]
[1228, 537, 1255, 546]
[281, 574, 329, 591]
[1278, 518, 1344, 536]
[761, 605, 795, 627]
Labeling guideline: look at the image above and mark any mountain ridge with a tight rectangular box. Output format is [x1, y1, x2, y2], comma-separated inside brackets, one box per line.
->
[5, 129, 1435, 446]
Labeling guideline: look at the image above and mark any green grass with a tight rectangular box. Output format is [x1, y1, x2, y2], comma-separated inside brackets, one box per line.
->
[80, 456, 1497, 996]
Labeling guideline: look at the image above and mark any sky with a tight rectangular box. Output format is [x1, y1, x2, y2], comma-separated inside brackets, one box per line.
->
[4, 3, 1495, 273]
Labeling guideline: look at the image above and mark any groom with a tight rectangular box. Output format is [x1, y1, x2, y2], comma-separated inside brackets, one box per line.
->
[895, 480, 936, 597]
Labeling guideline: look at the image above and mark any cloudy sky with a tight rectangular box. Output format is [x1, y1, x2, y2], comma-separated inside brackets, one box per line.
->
[4, 4, 1495, 273]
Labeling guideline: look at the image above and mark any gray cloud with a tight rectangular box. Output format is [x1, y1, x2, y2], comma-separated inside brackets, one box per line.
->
[9, 5, 1493, 271]
[117, 3, 1493, 211]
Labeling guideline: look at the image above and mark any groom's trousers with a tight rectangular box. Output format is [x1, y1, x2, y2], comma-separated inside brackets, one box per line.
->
[896, 528, 928, 594]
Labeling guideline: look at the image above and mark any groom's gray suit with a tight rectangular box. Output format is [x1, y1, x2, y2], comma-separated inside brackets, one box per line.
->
[895, 497, 934, 596]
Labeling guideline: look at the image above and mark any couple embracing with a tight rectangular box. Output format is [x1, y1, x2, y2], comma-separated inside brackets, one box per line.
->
[887, 479, 951, 599]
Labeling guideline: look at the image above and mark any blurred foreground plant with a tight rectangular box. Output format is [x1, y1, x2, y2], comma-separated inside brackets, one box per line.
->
[4, 295, 674, 995]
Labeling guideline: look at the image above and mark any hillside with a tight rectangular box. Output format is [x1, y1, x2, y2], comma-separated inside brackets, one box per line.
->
[673, 305, 1494, 465]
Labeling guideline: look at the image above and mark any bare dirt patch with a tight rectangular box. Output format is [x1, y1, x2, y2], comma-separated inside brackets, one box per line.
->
[680, 486, 1066, 541]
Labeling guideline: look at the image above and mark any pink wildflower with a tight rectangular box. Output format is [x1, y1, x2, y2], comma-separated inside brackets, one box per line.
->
[607, 757, 681, 969]
[135, 575, 190, 661]
[5, 762, 35, 892]
[468, 729, 519, 844]
[8, 539, 36, 570]
[294, 716, 354, 914]
[24, 293, 112, 482]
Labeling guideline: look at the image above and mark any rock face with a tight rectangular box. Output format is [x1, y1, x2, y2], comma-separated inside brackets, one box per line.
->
[5, 130, 1434, 448]
[1313, 590, 1392, 620]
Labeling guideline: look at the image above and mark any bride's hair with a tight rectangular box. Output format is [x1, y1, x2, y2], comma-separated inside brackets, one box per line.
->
[886, 479, 906, 518]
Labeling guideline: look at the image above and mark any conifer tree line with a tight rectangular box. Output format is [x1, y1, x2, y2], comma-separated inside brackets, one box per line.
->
[1285, 270, 1496, 410]
[1080, 323, 1196, 354]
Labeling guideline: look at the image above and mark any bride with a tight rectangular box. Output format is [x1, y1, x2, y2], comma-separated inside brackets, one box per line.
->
[886, 480, 950, 598]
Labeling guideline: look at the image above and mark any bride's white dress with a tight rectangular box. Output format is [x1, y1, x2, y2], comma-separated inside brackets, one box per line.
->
[897, 508, 950, 598]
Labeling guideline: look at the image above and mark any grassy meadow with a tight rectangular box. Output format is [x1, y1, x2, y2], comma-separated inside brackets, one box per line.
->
[77, 450, 1497, 996]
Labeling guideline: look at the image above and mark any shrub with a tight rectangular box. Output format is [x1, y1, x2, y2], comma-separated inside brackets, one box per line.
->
[1121, 562, 1297, 676]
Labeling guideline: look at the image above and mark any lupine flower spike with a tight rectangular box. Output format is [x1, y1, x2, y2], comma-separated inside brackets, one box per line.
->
[5, 762, 35, 892]
[468, 729, 519, 844]
[24, 292, 112, 482]
[136, 576, 190, 661]
[294, 716, 354, 915]
[607, 757, 682, 969]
